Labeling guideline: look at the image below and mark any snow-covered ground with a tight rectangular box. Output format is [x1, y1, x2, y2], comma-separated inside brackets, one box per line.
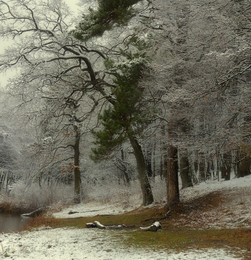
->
[53, 175, 251, 224]
[180, 174, 251, 202]
[52, 200, 139, 219]
[177, 175, 251, 229]
[0, 175, 250, 259]
[0, 227, 242, 260]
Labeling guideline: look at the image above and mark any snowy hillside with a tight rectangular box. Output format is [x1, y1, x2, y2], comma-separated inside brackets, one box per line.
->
[52, 175, 251, 230]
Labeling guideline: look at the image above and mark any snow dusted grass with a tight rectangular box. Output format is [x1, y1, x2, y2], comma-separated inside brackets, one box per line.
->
[1, 175, 250, 259]
[52, 175, 251, 230]
[0, 227, 244, 260]
[175, 175, 251, 230]
[180, 175, 251, 202]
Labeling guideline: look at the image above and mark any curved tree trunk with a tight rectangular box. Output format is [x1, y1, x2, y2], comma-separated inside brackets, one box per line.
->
[73, 125, 81, 204]
[128, 133, 154, 206]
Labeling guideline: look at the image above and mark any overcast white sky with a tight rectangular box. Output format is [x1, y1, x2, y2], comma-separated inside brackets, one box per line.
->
[0, 0, 91, 89]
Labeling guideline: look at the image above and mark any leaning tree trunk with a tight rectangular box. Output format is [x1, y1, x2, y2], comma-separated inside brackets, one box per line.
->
[73, 125, 81, 204]
[166, 144, 179, 208]
[128, 133, 154, 206]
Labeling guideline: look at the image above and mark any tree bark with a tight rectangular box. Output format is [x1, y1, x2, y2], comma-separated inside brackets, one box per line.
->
[73, 125, 81, 204]
[166, 144, 179, 208]
[115, 149, 131, 185]
[152, 139, 156, 178]
[128, 133, 154, 206]
[221, 152, 231, 181]
[236, 150, 251, 177]
[193, 151, 199, 184]
[161, 124, 168, 180]
[146, 147, 154, 178]
[180, 152, 193, 189]
[199, 155, 206, 182]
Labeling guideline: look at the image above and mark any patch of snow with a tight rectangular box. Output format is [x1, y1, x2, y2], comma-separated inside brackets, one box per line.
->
[181, 175, 251, 202]
[174, 175, 251, 230]
[0, 227, 242, 260]
[52, 201, 140, 219]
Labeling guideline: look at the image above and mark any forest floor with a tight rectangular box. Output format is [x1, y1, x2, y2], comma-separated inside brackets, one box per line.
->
[0, 175, 251, 259]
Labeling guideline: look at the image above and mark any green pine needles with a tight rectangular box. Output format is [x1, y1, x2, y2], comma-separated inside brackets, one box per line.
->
[90, 61, 148, 162]
[73, 0, 141, 41]
[99, 0, 140, 12]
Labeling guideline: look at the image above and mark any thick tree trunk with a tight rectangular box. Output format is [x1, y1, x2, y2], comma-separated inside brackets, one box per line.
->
[73, 125, 81, 204]
[166, 144, 179, 208]
[180, 152, 193, 189]
[128, 133, 154, 206]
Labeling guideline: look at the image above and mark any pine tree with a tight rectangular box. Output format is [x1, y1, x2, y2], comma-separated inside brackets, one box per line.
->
[73, 0, 140, 41]
[91, 59, 154, 205]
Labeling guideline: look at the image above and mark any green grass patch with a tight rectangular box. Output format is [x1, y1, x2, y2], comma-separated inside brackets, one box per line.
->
[121, 229, 251, 250]
[116, 229, 251, 259]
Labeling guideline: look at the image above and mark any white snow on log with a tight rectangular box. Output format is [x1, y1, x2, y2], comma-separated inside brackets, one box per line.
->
[93, 221, 106, 229]
[86, 223, 97, 228]
[140, 221, 161, 232]
[153, 221, 161, 228]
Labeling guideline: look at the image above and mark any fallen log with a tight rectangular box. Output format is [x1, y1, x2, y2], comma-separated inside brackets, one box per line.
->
[21, 207, 46, 218]
[105, 224, 127, 230]
[139, 221, 161, 232]
[86, 222, 97, 228]
[86, 220, 161, 232]
[93, 221, 106, 229]
[86, 221, 125, 230]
